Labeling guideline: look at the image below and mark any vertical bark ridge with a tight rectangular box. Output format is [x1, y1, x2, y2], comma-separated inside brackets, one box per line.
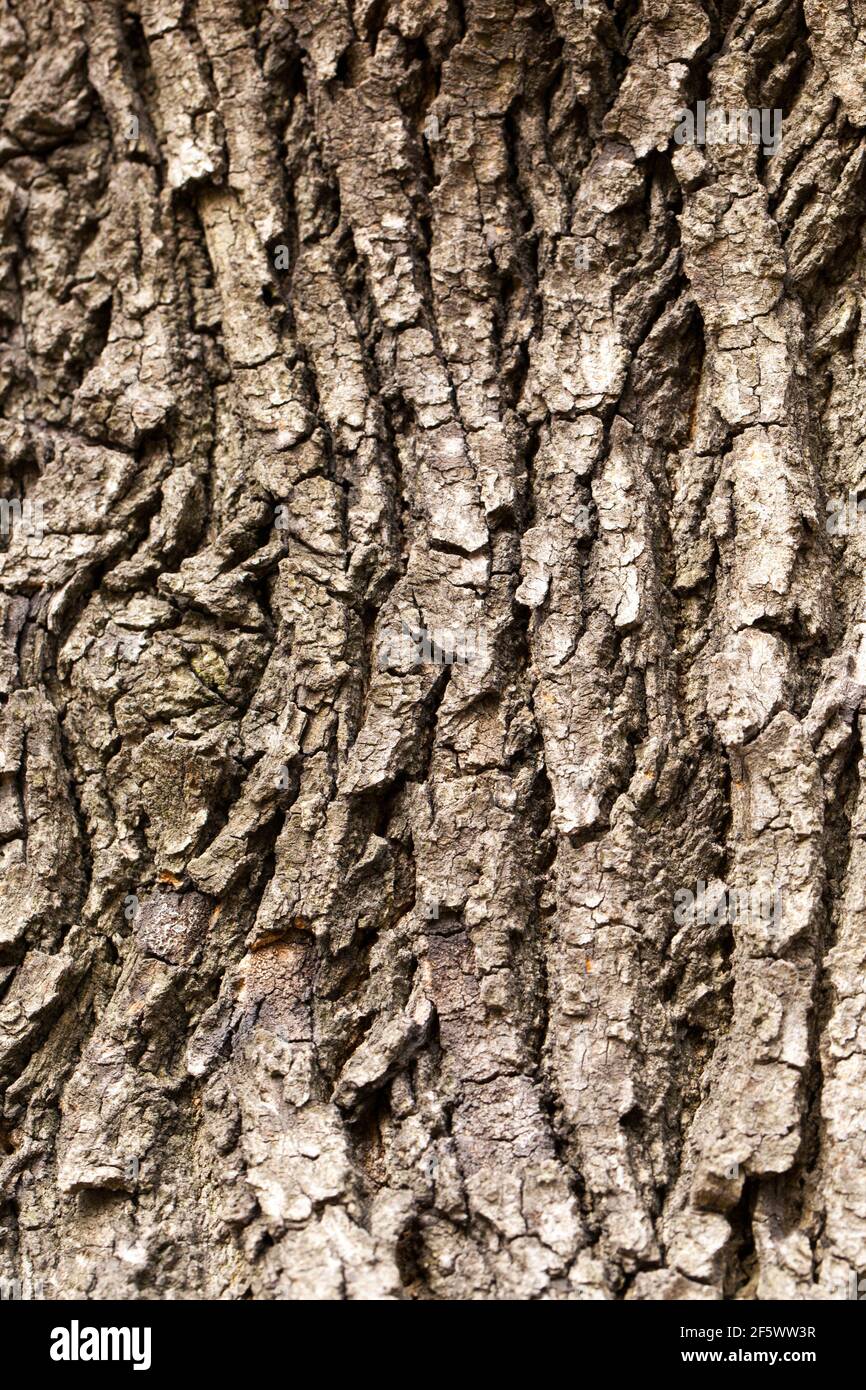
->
[1, 0, 866, 1301]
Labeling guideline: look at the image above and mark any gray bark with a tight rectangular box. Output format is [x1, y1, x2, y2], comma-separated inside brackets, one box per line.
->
[1, 0, 866, 1301]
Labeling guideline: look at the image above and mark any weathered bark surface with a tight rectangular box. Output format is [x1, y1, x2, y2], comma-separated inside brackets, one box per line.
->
[1, 0, 865, 1302]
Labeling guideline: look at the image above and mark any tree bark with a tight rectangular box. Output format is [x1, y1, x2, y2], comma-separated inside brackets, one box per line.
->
[1, 0, 865, 1301]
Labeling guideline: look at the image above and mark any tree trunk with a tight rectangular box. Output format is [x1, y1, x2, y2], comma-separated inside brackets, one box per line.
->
[1, 0, 865, 1302]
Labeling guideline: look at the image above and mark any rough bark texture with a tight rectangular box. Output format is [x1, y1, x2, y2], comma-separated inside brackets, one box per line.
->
[1, 0, 866, 1302]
